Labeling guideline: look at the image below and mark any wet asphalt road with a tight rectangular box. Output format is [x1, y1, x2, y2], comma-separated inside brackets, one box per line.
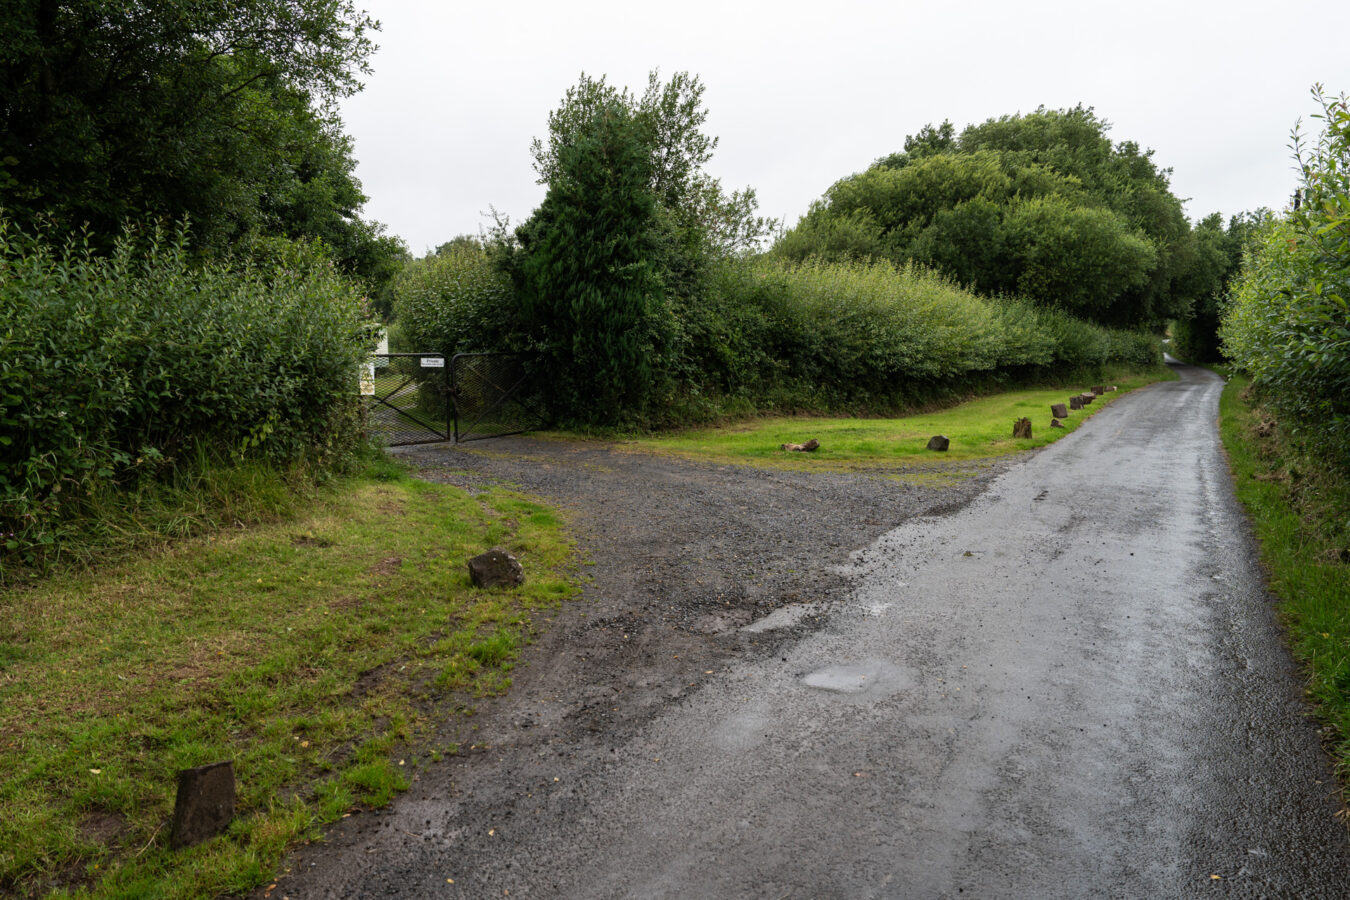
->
[279, 365, 1350, 898]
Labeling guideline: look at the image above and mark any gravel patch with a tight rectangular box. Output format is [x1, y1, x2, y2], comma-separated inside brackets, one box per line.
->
[263, 434, 1014, 896]
[396, 435, 1011, 745]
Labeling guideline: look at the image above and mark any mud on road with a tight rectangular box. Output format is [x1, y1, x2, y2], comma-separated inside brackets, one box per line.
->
[266, 437, 1012, 896]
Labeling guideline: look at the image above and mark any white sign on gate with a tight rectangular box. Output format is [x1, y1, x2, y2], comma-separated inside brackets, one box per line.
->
[420, 356, 445, 368]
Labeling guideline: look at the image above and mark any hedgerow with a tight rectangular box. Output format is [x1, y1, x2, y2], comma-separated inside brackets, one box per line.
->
[684, 257, 1160, 412]
[0, 221, 371, 563]
[1221, 87, 1350, 472]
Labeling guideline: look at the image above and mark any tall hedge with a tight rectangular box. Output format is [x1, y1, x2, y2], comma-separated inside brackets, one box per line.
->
[1221, 88, 1350, 471]
[687, 257, 1160, 410]
[0, 222, 371, 557]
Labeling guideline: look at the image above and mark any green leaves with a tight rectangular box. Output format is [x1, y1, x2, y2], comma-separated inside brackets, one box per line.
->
[775, 105, 1192, 330]
[1221, 86, 1350, 473]
[0, 0, 399, 285]
[0, 220, 370, 564]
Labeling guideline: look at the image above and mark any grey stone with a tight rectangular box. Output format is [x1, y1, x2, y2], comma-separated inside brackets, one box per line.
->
[170, 761, 235, 850]
[1051, 403, 1068, 419]
[926, 435, 949, 452]
[469, 548, 524, 589]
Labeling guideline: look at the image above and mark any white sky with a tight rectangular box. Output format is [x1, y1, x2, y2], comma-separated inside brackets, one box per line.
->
[338, 0, 1350, 255]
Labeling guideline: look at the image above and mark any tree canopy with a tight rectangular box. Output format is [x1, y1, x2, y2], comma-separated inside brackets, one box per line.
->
[0, 0, 404, 299]
[775, 106, 1201, 329]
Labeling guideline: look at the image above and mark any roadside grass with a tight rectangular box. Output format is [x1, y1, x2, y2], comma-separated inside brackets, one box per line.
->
[0, 469, 576, 899]
[1218, 375, 1350, 786]
[602, 370, 1174, 473]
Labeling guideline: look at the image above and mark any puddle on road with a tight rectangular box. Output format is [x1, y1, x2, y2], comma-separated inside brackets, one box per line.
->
[801, 659, 914, 697]
[741, 602, 825, 633]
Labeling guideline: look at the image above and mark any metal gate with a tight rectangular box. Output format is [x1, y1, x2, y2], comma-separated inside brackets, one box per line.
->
[362, 353, 451, 446]
[450, 352, 545, 442]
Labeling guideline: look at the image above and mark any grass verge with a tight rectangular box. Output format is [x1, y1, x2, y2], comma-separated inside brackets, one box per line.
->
[600, 369, 1173, 472]
[0, 468, 575, 898]
[1218, 375, 1350, 788]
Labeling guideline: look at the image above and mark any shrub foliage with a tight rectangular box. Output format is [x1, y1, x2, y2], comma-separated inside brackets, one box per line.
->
[0, 222, 371, 560]
[694, 258, 1159, 410]
[1221, 87, 1350, 471]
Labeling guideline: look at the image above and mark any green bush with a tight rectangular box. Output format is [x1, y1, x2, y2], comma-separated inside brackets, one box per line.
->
[1221, 87, 1350, 471]
[683, 257, 1159, 411]
[0, 221, 371, 561]
[389, 243, 516, 356]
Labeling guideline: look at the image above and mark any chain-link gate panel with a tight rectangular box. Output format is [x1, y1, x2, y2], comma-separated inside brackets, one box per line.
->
[450, 353, 545, 442]
[362, 353, 450, 446]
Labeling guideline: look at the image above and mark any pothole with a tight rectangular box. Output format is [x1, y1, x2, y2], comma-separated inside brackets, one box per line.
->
[801, 659, 914, 697]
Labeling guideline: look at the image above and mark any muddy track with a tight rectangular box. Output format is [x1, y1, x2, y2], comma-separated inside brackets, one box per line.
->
[263, 438, 1010, 896]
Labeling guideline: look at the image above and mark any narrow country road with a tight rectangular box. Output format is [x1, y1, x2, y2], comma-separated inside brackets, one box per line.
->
[271, 364, 1350, 898]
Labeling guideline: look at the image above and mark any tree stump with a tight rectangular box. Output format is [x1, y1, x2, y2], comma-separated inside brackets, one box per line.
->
[780, 439, 820, 452]
[1051, 403, 1068, 419]
[1070, 396, 1083, 411]
[1050, 418, 1065, 428]
[1079, 392, 1095, 405]
[1091, 385, 1105, 395]
[926, 435, 949, 451]
[1012, 417, 1032, 439]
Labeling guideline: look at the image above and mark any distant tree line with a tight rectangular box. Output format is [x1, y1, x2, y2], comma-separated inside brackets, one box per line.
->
[392, 73, 1163, 428]
[776, 107, 1228, 332]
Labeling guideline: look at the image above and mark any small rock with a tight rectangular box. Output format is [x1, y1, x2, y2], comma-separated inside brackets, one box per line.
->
[468, 548, 524, 589]
[1051, 403, 1068, 419]
[1050, 418, 1065, 428]
[926, 435, 949, 452]
[170, 761, 235, 850]
[780, 439, 820, 452]
[1012, 417, 1032, 439]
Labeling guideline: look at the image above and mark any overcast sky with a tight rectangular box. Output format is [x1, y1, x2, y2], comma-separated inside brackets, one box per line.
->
[338, 0, 1350, 255]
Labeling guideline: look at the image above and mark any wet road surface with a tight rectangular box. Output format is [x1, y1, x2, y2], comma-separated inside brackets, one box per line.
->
[276, 365, 1350, 898]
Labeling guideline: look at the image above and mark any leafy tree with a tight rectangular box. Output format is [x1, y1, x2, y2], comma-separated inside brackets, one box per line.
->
[0, 0, 404, 297]
[530, 71, 775, 259]
[776, 106, 1199, 329]
[516, 100, 674, 424]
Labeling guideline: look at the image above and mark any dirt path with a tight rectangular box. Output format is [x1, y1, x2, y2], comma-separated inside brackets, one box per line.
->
[267, 366, 1350, 898]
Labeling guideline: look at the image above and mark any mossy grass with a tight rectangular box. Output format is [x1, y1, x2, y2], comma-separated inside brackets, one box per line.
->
[1217, 374, 1350, 788]
[580, 369, 1174, 472]
[0, 468, 576, 898]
